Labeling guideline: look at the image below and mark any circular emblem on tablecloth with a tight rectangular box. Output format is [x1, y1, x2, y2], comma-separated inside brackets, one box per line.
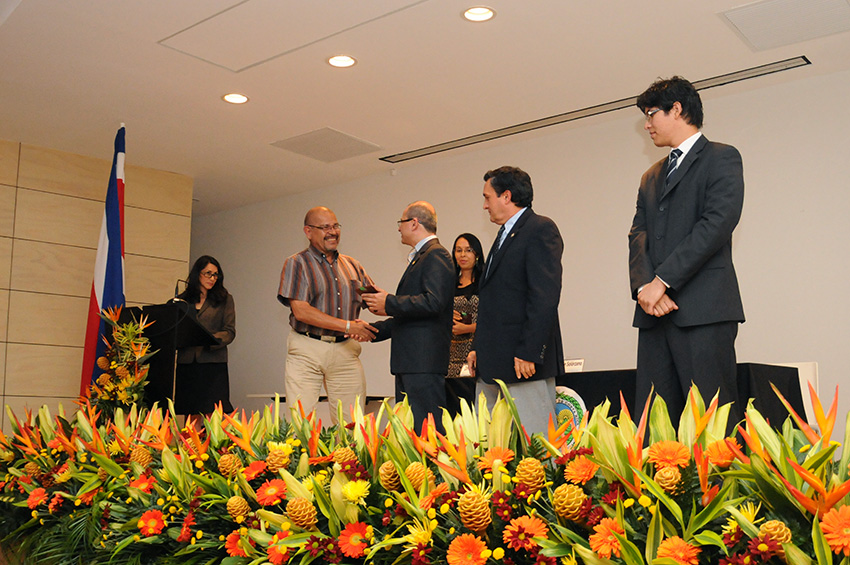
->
[555, 386, 586, 445]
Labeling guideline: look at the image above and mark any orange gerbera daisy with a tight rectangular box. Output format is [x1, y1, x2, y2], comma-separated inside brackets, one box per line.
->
[225, 530, 255, 557]
[822, 505, 850, 556]
[447, 533, 487, 565]
[657, 536, 701, 565]
[137, 509, 166, 536]
[256, 478, 287, 506]
[267, 531, 292, 565]
[564, 455, 600, 484]
[648, 440, 690, 469]
[477, 446, 515, 471]
[27, 487, 48, 509]
[78, 488, 100, 506]
[243, 460, 267, 480]
[129, 473, 156, 493]
[339, 521, 371, 558]
[503, 514, 549, 551]
[589, 517, 625, 559]
[706, 438, 740, 468]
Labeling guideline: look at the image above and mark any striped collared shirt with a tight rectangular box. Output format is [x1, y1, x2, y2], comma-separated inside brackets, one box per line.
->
[278, 246, 374, 336]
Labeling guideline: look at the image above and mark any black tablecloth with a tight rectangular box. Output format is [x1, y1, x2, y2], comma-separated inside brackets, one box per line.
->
[557, 363, 806, 426]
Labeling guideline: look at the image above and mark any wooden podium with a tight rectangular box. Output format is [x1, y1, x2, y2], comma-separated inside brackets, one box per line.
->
[120, 301, 219, 407]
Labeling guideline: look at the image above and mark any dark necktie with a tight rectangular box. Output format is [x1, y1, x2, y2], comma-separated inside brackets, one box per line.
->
[665, 148, 682, 184]
[484, 225, 506, 279]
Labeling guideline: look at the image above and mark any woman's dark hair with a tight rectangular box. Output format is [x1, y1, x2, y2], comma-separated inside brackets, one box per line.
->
[452, 233, 484, 284]
[178, 255, 228, 306]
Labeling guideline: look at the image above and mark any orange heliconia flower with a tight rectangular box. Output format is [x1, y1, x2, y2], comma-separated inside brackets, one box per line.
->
[589, 517, 625, 558]
[648, 440, 690, 470]
[822, 505, 850, 556]
[339, 521, 371, 558]
[27, 487, 48, 509]
[706, 438, 740, 468]
[564, 455, 600, 484]
[477, 446, 515, 471]
[503, 514, 549, 550]
[256, 479, 287, 506]
[656, 536, 702, 565]
[447, 533, 487, 565]
[137, 509, 166, 537]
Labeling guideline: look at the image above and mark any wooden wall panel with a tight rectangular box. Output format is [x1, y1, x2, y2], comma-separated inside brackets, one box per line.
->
[124, 254, 188, 305]
[0, 289, 8, 342]
[10, 240, 95, 297]
[0, 236, 11, 289]
[125, 165, 193, 216]
[125, 207, 191, 260]
[4, 344, 81, 397]
[0, 141, 18, 187]
[0, 185, 16, 237]
[15, 188, 101, 247]
[17, 144, 109, 199]
[7, 291, 88, 347]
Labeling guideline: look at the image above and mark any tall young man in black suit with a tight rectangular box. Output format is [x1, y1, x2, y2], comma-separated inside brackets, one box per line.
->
[629, 76, 745, 426]
[363, 201, 455, 432]
[467, 166, 564, 436]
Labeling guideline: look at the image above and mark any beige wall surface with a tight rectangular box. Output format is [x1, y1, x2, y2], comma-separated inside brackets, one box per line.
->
[193, 69, 850, 430]
[0, 139, 193, 432]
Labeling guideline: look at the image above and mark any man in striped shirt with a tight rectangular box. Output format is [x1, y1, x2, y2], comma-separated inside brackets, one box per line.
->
[278, 206, 378, 424]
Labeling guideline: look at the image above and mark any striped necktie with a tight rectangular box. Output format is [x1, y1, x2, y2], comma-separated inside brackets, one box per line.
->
[665, 148, 682, 184]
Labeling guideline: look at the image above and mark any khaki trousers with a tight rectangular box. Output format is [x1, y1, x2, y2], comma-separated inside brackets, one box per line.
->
[285, 331, 366, 425]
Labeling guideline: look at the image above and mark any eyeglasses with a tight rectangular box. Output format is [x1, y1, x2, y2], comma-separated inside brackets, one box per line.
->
[307, 223, 342, 232]
[644, 108, 663, 122]
[200, 270, 219, 279]
[397, 218, 415, 227]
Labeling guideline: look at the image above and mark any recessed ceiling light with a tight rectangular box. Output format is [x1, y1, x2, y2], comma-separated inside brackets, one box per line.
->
[328, 55, 356, 68]
[463, 6, 495, 22]
[222, 93, 249, 104]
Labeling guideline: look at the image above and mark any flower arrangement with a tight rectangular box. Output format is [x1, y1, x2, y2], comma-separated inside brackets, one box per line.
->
[84, 306, 155, 413]
[1, 360, 849, 564]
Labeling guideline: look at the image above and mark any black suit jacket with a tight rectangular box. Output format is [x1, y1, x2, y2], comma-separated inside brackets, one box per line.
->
[372, 238, 455, 375]
[473, 209, 564, 385]
[629, 135, 745, 328]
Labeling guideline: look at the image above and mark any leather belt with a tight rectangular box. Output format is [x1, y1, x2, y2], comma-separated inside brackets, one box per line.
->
[298, 331, 347, 343]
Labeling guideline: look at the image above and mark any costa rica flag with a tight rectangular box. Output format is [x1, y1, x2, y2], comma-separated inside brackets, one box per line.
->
[80, 126, 126, 396]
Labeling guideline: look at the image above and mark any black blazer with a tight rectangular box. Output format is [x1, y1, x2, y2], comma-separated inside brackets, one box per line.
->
[473, 209, 564, 385]
[629, 135, 745, 329]
[176, 293, 236, 364]
[372, 238, 455, 375]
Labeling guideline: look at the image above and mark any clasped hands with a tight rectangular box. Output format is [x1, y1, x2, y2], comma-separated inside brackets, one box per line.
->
[346, 319, 378, 342]
[637, 276, 679, 317]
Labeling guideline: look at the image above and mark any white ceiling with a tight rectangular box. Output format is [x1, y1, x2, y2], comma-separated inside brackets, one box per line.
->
[1, 0, 850, 216]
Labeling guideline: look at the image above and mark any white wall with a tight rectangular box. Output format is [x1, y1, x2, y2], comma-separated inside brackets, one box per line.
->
[192, 69, 850, 423]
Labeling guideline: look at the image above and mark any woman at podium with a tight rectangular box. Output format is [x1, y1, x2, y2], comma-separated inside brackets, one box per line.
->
[175, 255, 236, 417]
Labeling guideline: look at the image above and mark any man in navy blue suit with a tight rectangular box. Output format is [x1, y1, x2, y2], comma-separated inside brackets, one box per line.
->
[467, 167, 564, 435]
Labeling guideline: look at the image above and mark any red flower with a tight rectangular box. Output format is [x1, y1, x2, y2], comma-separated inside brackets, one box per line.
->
[256, 479, 287, 506]
[129, 473, 156, 493]
[243, 460, 267, 481]
[137, 509, 165, 536]
[305, 535, 325, 557]
[747, 536, 780, 561]
[176, 512, 196, 543]
[412, 542, 432, 565]
[27, 487, 48, 509]
[225, 530, 255, 557]
[339, 521, 370, 558]
[48, 493, 64, 513]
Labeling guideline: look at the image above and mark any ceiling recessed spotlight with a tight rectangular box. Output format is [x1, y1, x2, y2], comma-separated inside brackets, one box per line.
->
[222, 93, 249, 104]
[463, 6, 495, 22]
[328, 55, 356, 68]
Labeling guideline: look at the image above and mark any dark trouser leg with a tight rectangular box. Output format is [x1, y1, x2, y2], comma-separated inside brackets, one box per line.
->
[637, 320, 686, 425]
[396, 373, 447, 434]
